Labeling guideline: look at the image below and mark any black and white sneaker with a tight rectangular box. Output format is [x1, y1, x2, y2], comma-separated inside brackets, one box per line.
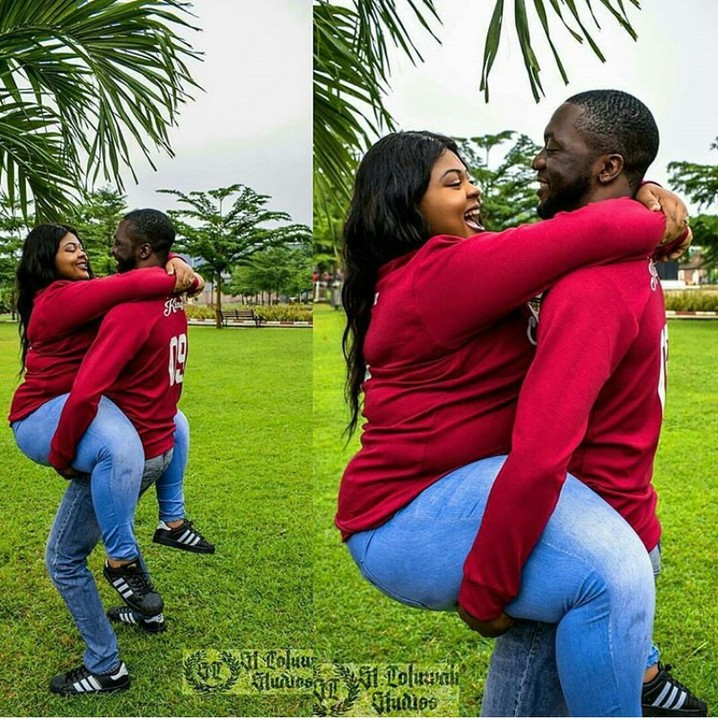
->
[642, 663, 708, 716]
[107, 605, 166, 634]
[153, 519, 215, 554]
[103, 559, 163, 616]
[50, 662, 130, 695]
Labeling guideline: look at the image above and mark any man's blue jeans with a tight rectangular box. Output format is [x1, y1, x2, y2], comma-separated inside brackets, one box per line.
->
[44, 450, 173, 674]
[13, 397, 190, 673]
[346, 455, 655, 717]
[481, 545, 663, 717]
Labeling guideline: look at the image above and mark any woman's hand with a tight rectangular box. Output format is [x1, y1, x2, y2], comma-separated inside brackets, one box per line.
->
[457, 604, 515, 638]
[636, 183, 692, 259]
[165, 256, 195, 293]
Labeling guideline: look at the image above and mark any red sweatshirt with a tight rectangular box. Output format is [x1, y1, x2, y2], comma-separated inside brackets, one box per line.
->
[49, 295, 189, 468]
[9, 269, 179, 423]
[460, 259, 666, 620]
[336, 199, 665, 540]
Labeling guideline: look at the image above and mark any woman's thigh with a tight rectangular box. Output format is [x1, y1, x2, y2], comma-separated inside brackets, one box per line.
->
[13, 394, 142, 472]
[347, 455, 651, 620]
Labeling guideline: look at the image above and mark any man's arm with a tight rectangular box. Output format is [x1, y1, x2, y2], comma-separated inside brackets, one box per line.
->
[48, 304, 152, 472]
[458, 269, 639, 623]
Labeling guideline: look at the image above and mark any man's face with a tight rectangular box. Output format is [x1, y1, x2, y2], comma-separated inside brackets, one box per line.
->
[112, 221, 137, 273]
[532, 103, 596, 219]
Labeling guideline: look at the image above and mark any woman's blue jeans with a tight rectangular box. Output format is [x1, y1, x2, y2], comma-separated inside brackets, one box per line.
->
[346, 455, 656, 717]
[12, 395, 188, 558]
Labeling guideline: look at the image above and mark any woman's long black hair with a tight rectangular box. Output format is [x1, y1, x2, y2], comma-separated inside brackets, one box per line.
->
[16, 223, 87, 370]
[341, 131, 463, 436]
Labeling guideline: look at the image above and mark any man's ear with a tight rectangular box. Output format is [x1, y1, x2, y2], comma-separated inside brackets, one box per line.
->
[137, 243, 152, 260]
[597, 153, 624, 185]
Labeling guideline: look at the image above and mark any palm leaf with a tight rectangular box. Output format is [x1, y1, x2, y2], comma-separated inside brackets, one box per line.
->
[0, 0, 201, 219]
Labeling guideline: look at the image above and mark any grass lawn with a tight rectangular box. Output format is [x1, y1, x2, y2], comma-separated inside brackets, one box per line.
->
[0, 324, 312, 717]
[313, 303, 718, 715]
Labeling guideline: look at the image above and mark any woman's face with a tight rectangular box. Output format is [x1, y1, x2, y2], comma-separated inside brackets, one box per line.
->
[54, 232, 89, 281]
[418, 150, 483, 238]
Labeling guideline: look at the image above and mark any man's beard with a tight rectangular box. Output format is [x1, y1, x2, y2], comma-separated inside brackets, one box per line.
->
[537, 174, 592, 219]
[114, 257, 135, 274]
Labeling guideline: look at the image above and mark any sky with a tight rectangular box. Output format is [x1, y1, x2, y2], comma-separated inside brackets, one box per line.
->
[380, 0, 718, 214]
[122, 0, 312, 226]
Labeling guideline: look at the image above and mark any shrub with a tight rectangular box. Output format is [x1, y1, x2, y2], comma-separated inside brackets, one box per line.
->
[664, 291, 718, 312]
[254, 305, 312, 322]
[185, 304, 215, 320]
[185, 303, 313, 322]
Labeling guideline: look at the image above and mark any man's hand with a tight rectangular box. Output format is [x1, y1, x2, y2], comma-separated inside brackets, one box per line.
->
[636, 183, 691, 256]
[165, 256, 195, 293]
[457, 604, 515, 638]
[55, 466, 80, 480]
[189, 271, 206, 297]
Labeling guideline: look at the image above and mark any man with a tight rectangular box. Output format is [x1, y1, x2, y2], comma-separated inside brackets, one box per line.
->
[457, 91, 706, 716]
[45, 209, 212, 695]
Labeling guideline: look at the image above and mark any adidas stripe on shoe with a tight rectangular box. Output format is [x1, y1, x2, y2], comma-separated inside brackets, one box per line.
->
[107, 605, 166, 634]
[50, 662, 130, 695]
[153, 519, 215, 554]
[103, 559, 163, 616]
[642, 663, 708, 717]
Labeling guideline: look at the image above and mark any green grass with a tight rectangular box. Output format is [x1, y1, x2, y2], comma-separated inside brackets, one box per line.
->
[313, 304, 718, 715]
[0, 324, 313, 716]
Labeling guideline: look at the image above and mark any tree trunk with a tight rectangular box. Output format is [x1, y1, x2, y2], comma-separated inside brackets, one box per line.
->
[215, 275, 223, 329]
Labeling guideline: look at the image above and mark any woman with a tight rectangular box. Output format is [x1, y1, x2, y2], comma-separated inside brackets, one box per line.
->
[9, 224, 196, 616]
[337, 131, 685, 716]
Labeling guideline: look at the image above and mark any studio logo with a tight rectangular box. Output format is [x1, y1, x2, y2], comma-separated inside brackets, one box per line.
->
[313, 663, 360, 716]
[183, 650, 242, 693]
[313, 662, 460, 716]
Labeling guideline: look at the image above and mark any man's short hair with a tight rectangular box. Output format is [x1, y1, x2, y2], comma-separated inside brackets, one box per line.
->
[122, 209, 175, 259]
[565, 89, 659, 192]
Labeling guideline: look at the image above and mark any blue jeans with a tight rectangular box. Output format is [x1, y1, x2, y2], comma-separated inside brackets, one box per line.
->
[346, 456, 655, 717]
[45, 451, 172, 674]
[13, 395, 144, 560]
[154, 410, 187, 522]
[12, 397, 189, 558]
[482, 546, 663, 717]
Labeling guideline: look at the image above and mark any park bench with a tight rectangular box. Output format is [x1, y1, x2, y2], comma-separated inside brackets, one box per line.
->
[220, 309, 263, 327]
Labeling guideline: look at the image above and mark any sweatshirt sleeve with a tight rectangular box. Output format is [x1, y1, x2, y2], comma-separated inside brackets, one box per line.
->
[458, 270, 639, 620]
[36, 268, 176, 338]
[413, 197, 663, 348]
[48, 305, 152, 470]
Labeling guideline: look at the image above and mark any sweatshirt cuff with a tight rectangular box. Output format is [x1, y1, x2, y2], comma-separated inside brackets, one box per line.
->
[458, 576, 508, 622]
[48, 443, 73, 471]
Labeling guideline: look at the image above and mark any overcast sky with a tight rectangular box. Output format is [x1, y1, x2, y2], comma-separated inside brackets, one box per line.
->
[381, 0, 718, 214]
[122, 0, 311, 226]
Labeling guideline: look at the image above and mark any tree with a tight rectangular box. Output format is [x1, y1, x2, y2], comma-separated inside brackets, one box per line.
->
[160, 184, 311, 327]
[67, 187, 128, 276]
[313, 0, 641, 203]
[230, 245, 312, 303]
[313, 175, 347, 273]
[0, 0, 200, 221]
[456, 132, 541, 231]
[668, 140, 718, 273]
[0, 196, 30, 316]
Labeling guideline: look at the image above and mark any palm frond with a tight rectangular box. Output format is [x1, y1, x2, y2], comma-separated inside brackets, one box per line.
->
[0, 0, 201, 219]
